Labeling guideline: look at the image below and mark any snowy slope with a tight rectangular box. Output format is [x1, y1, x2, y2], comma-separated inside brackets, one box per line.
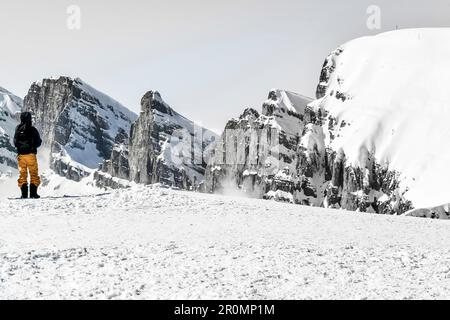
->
[0, 86, 22, 115]
[0, 186, 450, 299]
[314, 28, 450, 209]
[65, 79, 138, 168]
[0, 87, 22, 176]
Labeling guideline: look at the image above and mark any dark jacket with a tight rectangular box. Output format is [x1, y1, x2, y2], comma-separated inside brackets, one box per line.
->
[14, 112, 42, 155]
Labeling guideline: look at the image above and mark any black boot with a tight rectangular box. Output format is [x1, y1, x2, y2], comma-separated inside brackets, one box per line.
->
[29, 184, 40, 199]
[20, 184, 28, 199]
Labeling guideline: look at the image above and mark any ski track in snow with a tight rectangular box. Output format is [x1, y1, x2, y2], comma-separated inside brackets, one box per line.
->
[0, 185, 449, 300]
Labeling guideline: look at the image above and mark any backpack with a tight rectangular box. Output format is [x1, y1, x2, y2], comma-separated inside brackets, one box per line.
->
[15, 124, 34, 154]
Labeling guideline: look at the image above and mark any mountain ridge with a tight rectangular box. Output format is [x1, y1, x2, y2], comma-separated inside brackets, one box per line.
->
[205, 28, 450, 217]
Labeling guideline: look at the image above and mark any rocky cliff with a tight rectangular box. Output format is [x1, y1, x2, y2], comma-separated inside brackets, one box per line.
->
[205, 86, 412, 214]
[204, 89, 326, 204]
[0, 86, 22, 177]
[101, 91, 218, 190]
[23, 77, 137, 181]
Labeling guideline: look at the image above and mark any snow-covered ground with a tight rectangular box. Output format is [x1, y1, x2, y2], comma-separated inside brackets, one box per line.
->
[1, 185, 449, 300]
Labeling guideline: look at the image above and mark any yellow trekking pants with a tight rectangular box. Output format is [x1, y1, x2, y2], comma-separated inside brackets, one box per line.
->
[17, 154, 41, 187]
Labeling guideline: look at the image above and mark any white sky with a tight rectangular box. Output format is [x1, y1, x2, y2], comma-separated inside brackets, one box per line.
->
[1, 0, 449, 133]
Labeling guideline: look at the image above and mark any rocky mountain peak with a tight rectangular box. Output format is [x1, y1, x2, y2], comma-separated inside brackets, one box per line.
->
[141, 90, 174, 116]
[23, 76, 137, 180]
[100, 90, 218, 189]
[239, 108, 260, 121]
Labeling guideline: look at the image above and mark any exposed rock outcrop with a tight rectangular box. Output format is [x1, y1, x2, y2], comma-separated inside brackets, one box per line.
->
[99, 144, 130, 181]
[315, 47, 343, 99]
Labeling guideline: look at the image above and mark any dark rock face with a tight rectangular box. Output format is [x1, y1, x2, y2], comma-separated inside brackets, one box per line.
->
[324, 150, 412, 214]
[205, 87, 413, 215]
[205, 89, 315, 203]
[51, 155, 91, 182]
[0, 133, 17, 169]
[100, 144, 130, 181]
[316, 47, 344, 99]
[99, 128, 131, 182]
[128, 92, 156, 185]
[23, 77, 137, 179]
[126, 91, 217, 189]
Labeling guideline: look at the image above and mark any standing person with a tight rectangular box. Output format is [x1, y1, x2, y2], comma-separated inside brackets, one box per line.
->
[13, 112, 42, 199]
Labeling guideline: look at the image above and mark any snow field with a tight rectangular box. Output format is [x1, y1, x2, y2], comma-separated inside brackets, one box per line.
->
[0, 185, 450, 299]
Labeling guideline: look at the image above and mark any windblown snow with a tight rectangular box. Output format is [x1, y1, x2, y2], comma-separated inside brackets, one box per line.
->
[1, 185, 450, 299]
[315, 28, 450, 209]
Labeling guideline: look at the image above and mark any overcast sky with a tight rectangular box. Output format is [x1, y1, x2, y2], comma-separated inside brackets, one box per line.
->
[1, 0, 449, 132]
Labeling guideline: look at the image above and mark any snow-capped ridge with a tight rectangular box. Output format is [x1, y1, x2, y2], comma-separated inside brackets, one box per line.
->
[315, 28, 450, 209]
